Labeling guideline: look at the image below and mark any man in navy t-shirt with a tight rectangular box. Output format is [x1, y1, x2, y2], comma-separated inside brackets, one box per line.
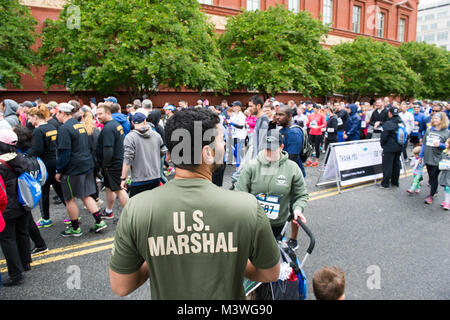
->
[275, 105, 306, 178]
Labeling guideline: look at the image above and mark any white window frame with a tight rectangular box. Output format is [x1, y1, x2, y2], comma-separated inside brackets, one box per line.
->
[288, 0, 299, 13]
[247, 0, 260, 11]
[352, 5, 361, 33]
[198, 0, 213, 4]
[323, 0, 333, 26]
[376, 12, 385, 38]
[398, 18, 406, 42]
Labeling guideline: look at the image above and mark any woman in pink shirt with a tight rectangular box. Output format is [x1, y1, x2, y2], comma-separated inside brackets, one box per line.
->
[307, 105, 326, 167]
[244, 108, 257, 134]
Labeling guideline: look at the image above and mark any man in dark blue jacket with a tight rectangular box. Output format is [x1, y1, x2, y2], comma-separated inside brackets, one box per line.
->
[344, 104, 361, 141]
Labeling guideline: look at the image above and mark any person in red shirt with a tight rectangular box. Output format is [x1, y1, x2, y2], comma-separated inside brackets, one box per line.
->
[307, 104, 327, 167]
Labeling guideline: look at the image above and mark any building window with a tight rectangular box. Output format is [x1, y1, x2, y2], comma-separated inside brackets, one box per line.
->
[247, 0, 260, 11]
[323, 0, 333, 26]
[421, 25, 428, 31]
[352, 6, 361, 33]
[289, 0, 299, 13]
[437, 32, 448, 41]
[398, 18, 406, 42]
[424, 34, 435, 42]
[417, 35, 422, 42]
[437, 11, 447, 18]
[430, 23, 438, 30]
[376, 12, 385, 38]
[425, 14, 435, 21]
[198, 0, 213, 4]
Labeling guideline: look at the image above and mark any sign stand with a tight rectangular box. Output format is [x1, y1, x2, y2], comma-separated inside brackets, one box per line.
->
[317, 139, 393, 193]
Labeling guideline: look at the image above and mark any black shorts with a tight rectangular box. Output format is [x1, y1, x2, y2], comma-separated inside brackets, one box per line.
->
[102, 167, 122, 192]
[61, 171, 97, 201]
[410, 135, 420, 144]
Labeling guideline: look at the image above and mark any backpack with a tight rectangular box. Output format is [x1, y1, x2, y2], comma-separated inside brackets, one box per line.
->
[0, 158, 43, 211]
[290, 125, 314, 163]
[396, 123, 408, 146]
[0, 174, 7, 233]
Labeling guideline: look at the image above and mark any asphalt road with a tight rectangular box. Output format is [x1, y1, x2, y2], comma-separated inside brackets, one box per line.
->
[1, 152, 449, 300]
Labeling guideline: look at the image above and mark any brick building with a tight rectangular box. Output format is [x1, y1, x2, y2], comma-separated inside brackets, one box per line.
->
[2, 0, 420, 106]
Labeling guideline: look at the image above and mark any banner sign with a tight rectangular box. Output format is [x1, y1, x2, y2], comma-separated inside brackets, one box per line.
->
[319, 139, 384, 188]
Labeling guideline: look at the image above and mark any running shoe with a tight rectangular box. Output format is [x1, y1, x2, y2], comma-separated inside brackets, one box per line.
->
[415, 189, 421, 194]
[311, 161, 319, 167]
[31, 247, 49, 256]
[443, 202, 450, 211]
[406, 189, 413, 195]
[99, 208, 114, 220]
[61, 227, 83, 237]
[287, 239, 299, 250]
[424, 196, 433, 205]
[91, 221, 107, 233]
[64, 217, 81, 225]
[306, 160, 312, 167]
[36, 218, 53, 228]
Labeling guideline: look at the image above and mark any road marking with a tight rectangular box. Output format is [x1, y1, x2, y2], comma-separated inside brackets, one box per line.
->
[0, 169, 415, 273]
[0, 244, 113, 274]
[0, 237, 114, 266]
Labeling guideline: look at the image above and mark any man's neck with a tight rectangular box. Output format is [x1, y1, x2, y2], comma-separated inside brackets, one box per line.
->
[174, 165, 212, 181]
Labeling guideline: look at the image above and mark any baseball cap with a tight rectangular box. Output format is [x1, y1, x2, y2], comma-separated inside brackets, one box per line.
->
[273, 101, 280, 107]
[0, 129, 18, 146]
[20, 101, 34, 108]
[132, 112, 147, 124]
[58, 103, 74, 113]
[388, 106, 399, 116]
[264, 130, 283, 150]
[231, 101, 242, 107]
[104, 96, 118, 104]
[163, 104, 175, 112]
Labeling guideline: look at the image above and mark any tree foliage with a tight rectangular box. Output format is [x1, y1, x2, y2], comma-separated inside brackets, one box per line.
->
[219, 5, 341, 99]
[332, 37, 421, 101]
[398, 41, 450, 101]
[0, 0, 37, 88]
[39, 0, 228, 99]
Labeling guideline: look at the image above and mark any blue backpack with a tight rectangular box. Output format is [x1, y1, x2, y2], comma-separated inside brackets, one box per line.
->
[17, 172, 42, 210]
[396, 123, 408, 146]
[0, 156, 46, 211]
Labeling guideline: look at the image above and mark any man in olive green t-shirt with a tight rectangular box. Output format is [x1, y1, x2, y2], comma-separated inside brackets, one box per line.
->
[109, 108, 280, 300]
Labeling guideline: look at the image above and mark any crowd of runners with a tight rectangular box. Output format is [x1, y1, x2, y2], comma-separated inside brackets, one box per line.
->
[0, 94, 448, 299]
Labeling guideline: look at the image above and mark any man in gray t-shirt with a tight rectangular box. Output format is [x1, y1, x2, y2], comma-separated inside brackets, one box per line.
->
[248, 96, 270, 160]
[121, 111, 168, 197]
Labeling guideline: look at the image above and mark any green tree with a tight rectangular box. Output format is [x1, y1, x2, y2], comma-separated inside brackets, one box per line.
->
[398, 41, 450, 100]
[39, 0, 228, 100]
[219, 5, 341, 99]
[0, 0, 37, 88]
[332, 37, 421, 101]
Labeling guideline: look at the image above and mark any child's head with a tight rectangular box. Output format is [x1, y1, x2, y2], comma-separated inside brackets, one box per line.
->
[313, 266, 346, 300]
[412, 146, 422, 157]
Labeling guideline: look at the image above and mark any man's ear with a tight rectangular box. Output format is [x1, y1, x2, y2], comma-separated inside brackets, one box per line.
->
[202, 145, 215, 165]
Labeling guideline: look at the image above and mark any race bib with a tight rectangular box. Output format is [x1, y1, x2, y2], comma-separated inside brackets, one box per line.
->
[337, 118, 343, 126]
[361, 121, 366, 128]
[256, 193, 280, 220]
[327, 128, 335, 133]
[412, 125, 419, 133]
[310, 120, 318, 128]
[439, 158, 450, 171]
[426, 134, 441, 147]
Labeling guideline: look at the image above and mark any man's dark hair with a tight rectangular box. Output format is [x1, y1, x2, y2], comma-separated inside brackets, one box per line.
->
[165, 108, 220, 170]
[110, 103, 121, 113]
[13, 126, 33, 151]
[249, 95, 264, 108]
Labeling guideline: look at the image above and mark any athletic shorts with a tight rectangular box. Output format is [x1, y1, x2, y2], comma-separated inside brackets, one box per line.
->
[61, 171, 97, 201]
[101, 167, 122, 192]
